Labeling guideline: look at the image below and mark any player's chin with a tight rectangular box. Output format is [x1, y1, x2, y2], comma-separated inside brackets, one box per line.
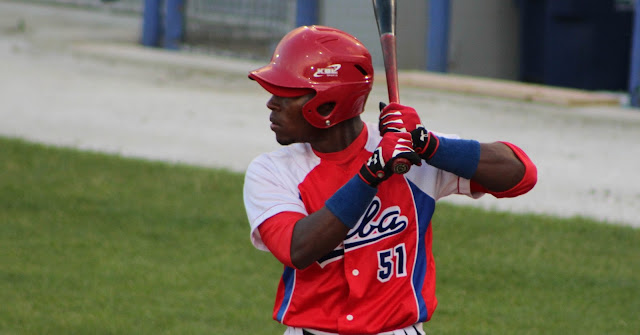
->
[275, 133, 295, 146]
[272, 127, 296, 145]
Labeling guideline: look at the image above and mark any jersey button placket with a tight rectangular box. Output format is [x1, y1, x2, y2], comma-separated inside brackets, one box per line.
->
[342, 247, 361, 332]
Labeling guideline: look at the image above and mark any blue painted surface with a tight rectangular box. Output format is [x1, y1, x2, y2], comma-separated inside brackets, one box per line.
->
[141, 0, 162, 47]
[426, 0, 450, 72]
[141, 0, 184, 50]
[296, 0, 319, 27]
[164, 0, 184, 50]
[518, 0, 633, 91]
[629, 0, 640, 107]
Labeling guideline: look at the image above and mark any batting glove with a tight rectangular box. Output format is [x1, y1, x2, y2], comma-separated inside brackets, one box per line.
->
[379, 102, 423, 134]
[379, 102, 440, 161]
[411, 125, 440, 161]
[358, 132, 422, 187]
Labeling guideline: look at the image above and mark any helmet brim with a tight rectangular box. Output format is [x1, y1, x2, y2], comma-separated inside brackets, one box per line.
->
[249, 72, 314, 98]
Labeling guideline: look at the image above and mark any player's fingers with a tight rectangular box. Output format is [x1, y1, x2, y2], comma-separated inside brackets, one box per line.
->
[399, 151, 422, 166]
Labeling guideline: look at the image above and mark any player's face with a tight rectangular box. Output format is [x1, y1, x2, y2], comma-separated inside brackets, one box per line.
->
[267, 93, 321, 145]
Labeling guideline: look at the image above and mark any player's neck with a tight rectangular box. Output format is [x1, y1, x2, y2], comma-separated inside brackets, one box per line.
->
[310, 117, 364, 154]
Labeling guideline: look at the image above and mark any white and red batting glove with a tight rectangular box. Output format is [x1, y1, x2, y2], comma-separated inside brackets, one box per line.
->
[379, 102, 440, 161]
[358, 132, 421, 187]
[379, 102, 423, 134]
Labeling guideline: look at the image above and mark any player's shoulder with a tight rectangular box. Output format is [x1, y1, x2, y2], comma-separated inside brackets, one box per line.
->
[247, 143, 317, 176]
[363, 121, 382, 151]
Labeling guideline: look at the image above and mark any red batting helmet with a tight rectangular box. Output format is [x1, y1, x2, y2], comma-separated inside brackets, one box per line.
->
[249, 25, 374, 129]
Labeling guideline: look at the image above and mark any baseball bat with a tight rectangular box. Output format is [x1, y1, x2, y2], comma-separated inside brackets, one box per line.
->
[372, 0, 410, 175]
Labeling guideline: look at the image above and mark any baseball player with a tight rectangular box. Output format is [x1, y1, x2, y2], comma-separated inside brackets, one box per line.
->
[243, 26, 537, 335]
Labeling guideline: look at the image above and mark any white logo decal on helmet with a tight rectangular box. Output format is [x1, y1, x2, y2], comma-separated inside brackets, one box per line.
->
[313, 64, 341, 77]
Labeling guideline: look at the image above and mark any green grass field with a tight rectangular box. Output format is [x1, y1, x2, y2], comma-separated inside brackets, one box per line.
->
[1, 137, 638, 335]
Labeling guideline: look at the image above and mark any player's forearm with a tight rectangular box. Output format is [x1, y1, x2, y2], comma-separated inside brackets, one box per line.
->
[290, 171, 382, 269]
[290, 132, 418, 269]
[472, 142, 525, 192]
[290, 207, 350, 269]
[290, 175, 376, 269]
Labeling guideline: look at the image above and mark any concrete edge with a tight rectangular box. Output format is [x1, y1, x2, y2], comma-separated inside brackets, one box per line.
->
[399, 71, 623, 107]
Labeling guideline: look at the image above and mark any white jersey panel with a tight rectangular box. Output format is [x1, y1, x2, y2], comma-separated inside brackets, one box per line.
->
[243, 143, 320, 251]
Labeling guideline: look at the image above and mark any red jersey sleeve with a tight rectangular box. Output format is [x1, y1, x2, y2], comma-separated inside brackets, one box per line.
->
[470, 141, 537, 198]
[257, 211, 306, 269]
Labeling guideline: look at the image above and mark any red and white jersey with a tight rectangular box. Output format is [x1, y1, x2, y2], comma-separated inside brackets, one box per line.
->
[243, 122, 483, 334]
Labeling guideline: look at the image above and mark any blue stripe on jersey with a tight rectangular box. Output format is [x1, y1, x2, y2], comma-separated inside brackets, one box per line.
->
[408, 180, 436, 322]
[276, 266, 296, 322]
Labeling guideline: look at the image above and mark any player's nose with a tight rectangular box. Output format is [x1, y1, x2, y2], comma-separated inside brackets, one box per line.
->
[266, 95, 281, 111]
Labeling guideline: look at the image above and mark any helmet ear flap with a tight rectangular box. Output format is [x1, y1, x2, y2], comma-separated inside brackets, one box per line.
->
[309, 102, 336, 128]
[302, 83, 370, 128]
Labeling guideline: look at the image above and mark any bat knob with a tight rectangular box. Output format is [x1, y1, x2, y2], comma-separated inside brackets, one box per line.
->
[392, 158, 411, 174]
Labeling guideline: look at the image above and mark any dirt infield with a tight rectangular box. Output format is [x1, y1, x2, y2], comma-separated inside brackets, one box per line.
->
[2, 1, 639, 227]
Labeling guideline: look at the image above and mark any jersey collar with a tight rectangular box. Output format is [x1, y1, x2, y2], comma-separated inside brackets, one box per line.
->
[312, 123, 369, 162]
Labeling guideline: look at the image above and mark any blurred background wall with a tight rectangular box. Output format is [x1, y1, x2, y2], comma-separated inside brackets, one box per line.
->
[20, 0, 637, 92]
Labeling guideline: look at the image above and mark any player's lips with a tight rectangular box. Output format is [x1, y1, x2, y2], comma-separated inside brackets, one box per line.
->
[269, 116, 280, 131]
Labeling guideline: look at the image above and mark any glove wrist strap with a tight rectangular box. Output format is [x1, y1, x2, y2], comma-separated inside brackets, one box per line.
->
[412, 128, 439, 159]
[358, 164, 384, 187]
[422, 131, 440, 159]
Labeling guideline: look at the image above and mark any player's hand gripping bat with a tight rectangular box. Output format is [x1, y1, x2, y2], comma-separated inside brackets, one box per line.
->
[372, 0, 411, 174]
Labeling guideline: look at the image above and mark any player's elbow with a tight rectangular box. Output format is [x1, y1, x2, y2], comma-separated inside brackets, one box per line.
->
[488, 158, 537, 198]
[290, 249, 314, 270]
[473, 142, 538, 197]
